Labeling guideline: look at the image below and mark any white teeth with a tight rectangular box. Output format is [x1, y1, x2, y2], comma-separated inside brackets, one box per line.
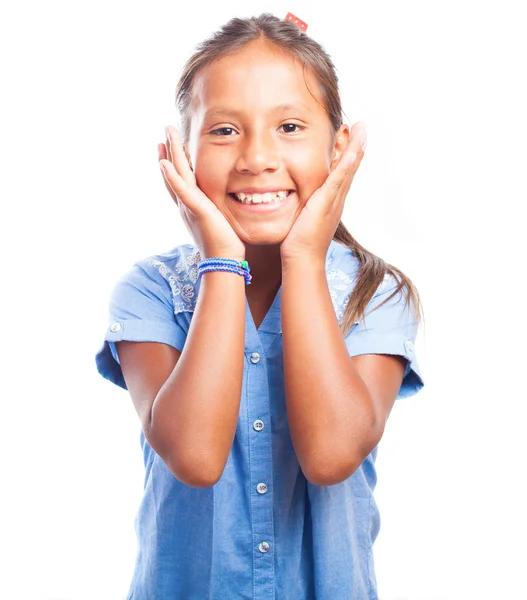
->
[233, 190, 290, 204]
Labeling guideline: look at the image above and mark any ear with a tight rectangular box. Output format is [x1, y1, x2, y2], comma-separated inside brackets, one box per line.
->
[329, 124, 351, 171]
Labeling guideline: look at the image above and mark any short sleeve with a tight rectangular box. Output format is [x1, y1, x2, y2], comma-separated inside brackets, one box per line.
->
[95, 259, 189, 390]
[344, 275, 425, 400]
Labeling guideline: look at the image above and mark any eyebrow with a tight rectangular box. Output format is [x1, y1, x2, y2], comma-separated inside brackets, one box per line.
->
[204, 103, 312, 119]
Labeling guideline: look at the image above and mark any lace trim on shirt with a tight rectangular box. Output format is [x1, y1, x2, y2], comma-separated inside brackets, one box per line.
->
[327, 271, 394, 324]
[151, 250, 202, 314]
[327, 267, 357, 324]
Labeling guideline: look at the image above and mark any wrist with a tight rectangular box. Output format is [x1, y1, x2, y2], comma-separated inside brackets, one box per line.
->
[198, 257, 252, 286]
[281, 252, 326, 273]
[200, 251, 246, 262]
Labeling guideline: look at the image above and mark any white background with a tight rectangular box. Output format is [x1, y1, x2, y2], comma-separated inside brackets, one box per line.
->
[1, 0, 525, 598]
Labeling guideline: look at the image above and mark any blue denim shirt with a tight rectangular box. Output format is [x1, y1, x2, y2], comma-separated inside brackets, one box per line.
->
[96, 239, 424, 600]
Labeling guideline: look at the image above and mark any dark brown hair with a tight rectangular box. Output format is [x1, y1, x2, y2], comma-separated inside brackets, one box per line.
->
[175, 13, 423, 336]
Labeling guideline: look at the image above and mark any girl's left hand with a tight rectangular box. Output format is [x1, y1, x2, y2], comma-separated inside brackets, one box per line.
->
[280, 121, 367, 263]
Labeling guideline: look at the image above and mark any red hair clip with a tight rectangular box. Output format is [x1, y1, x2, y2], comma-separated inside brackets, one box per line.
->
[285, 12, 308, 32]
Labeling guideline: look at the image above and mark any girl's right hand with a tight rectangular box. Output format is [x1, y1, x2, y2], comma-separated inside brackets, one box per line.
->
[158, 126, 246, 261]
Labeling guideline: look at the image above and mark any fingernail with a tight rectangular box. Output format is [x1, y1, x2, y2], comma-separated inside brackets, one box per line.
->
[348, 152, 357, 164]
[165, 126, 171, 137]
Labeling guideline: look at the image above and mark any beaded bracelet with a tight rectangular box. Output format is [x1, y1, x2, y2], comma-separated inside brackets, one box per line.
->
[197, 258, 252, 286]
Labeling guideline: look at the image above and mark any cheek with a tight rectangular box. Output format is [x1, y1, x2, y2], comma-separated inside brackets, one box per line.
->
[288, 149, 331, 196]
[194, 151, 229, 196]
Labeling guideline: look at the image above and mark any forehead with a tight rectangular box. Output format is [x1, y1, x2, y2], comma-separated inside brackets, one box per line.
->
[192, 40, 327, 119]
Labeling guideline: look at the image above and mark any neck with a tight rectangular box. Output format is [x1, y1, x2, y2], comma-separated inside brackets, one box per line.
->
[244, 243, 283, 294]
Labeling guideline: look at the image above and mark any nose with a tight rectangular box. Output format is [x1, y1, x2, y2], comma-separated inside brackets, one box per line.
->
[235, 131, 280, 175]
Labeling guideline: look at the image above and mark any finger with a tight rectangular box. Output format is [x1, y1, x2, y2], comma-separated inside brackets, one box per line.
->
[165, 132, 173, 163]
[341, 122, 367, 169]
[158, 143, 167, 162]
[342, 121, 367, 172]
[159, 159, 183, 208]
[354, 120, 368, 150]
[327, 122, 367, 197]
[165, 126, 195, 185]
[326, 149, 359, 195]
[184, 146, 194, 172]
[160, 152, 208, 217]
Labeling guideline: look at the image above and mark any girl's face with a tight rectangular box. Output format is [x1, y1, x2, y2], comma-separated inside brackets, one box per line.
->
[186, 39, 349, 246]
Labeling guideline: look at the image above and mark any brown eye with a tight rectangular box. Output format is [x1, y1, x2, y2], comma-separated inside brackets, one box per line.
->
[211, 127, 237, 136]
[280, 123, 304, 133]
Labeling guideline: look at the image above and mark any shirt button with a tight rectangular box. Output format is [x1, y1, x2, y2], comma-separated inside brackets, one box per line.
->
[256, 483, 268, 494]
[405, 340, 414, 355]
[258, 542, 270, 553]
[253, 420, 264, 431]
[110, 322, 121, 333]
[250, 352, 260, 364]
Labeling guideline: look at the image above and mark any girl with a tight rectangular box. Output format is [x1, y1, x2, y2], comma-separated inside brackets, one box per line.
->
[96, 13, 425, 600]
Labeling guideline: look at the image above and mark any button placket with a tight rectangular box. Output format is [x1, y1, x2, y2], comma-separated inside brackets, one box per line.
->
[245, 343, 274, 591]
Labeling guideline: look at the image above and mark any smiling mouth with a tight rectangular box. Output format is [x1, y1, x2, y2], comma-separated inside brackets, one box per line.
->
[229, 190, 294, 205]
[227, 190, 296, 213]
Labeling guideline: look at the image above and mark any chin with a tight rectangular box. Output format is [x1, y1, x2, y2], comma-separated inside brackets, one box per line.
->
[240, 229, 289, 246]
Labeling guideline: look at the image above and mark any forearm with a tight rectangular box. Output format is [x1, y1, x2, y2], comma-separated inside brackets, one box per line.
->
[281, 257, 377, 485]
[152, 270, 246, 486]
